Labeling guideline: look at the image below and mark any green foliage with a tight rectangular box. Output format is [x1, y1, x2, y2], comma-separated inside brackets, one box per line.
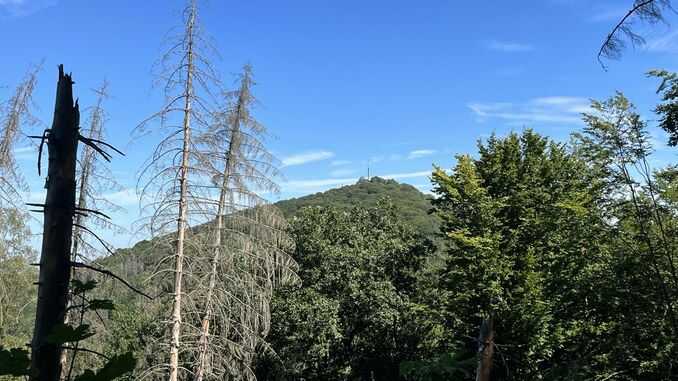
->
[47, 324, 96, 345]
[87, 299, 115, 311]
[400, 352, 474, 381]
[649, 69, 678, 146]
[276, 177, 440, 239]
[73, 352, 136, 381]
[257, 200, 436, 380]
[431, 130, 616, 379]
[0, 208, 36, 349]
[0, 347, 30, 377]
[71, 279, 99, 295]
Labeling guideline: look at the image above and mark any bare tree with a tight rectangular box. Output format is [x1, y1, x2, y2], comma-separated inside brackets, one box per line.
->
[191, 65, 297, 380]
[0, 64, 41, 207]
[28, 64, 127, 381]
[135, 0, 222, 379]
[598, 0, 673, 65]
[28, 65, 81, 381]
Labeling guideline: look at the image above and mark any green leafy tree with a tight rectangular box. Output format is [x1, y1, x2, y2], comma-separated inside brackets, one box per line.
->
[572, 93, 678, 379]
[430, 130, 613, 379]
[257, 201, 435, 380]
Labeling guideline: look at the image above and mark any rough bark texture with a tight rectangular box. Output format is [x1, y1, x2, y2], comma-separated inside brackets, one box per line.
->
[476, 317, 494, 381]
[29, 65, 80, 381]
[169, 3, 196, 380]
[58, 83, 106, 381]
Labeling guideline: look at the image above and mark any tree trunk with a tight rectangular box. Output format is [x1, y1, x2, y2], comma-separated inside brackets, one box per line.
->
[169, 3, 196, 380]
[29, 65, 80, 381]
[58, 90, 100, 381]
[476, 317, 494, 381]
[194, 109, 241, 381]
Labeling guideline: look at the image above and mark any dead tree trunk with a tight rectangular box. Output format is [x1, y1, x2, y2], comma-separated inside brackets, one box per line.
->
[194, 121, 238, 381]
[475, 317, 494, 381]
[58, 82, 109, 381]
[29, 65, 80, 381]
[169, 3, 196, 380]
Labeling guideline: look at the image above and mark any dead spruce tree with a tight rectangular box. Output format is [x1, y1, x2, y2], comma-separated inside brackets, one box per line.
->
[0, 64, 40, 207]
[29, 65, 126, 381]
[136, 1, 222, 379]
[191, 65, 297, 380]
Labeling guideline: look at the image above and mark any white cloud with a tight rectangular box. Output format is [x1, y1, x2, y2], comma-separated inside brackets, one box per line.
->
[646, 30, 678, 53]
[408, 149, 436, 159]
[0, 0, 57, 16]
[282, 170, 431, 193]
[381, 170, 431, 180]
[14, 146, 36, 161]
[282, 151, 334, 167]
[283, 177, 357, 192]
[486, 40, 534, 53]
[468, 96, 592, 125]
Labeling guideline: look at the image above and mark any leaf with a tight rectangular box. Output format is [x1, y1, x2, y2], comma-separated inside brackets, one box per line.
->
[72, 279, 98, 294]
[88, 299, 115, 311]
[47, 324, 95, 344]
[74, 352, 136, 381]
[0, 347, 30, 376]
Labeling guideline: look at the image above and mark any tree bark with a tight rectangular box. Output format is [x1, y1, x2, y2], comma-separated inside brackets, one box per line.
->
[169, 3, 196, 380]
[29, 65, 80, 381]
[58, 84, 105, 381]
[194, 128, 238, 381]
[476, 317, 494, 381]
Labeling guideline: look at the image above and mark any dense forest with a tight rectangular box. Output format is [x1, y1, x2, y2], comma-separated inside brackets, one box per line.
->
[2, 0, 678, 380]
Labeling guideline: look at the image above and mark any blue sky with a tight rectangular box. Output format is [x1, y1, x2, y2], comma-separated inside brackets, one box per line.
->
[1, 0, 677, 249]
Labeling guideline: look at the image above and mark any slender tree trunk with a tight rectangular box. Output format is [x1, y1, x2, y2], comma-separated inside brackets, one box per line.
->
[193, 187, 225, 381]
[476, 317, 494, 381]
[29, 65, 80, 381]
[169, 4, 196, 380]
[194, 113, 241, 381]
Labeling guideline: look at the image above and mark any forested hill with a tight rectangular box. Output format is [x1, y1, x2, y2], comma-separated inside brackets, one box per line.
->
[96, 176, 439, 288]
[275, 176, 439, 238]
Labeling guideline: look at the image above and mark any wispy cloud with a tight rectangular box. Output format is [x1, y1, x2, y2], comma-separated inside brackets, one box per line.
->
[282, 170, 431, 193]
[408, 149, 437, 159]
[282, 150, 334, 167]
[486, 40, 534, 53]
[381, 170, 431, 180]
[283, 177, 357, 192]
[468, 96, 591, 125]
[0, 0, 57, 16]
[645, 30, 678, 53]
[14, 146, 36, 161]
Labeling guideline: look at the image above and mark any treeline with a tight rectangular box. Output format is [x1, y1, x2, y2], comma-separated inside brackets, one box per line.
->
[255, 92, 678, 380]
[1, 0, 678, 380]
[5, 87, 677, 380]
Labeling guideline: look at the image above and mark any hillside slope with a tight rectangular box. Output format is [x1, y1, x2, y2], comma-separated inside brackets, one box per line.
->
[96, 176, 439, 297]
[276, 176, 439, 238]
